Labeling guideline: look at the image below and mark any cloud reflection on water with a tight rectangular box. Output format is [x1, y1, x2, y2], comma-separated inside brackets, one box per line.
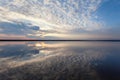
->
[0, 42, 120, 80]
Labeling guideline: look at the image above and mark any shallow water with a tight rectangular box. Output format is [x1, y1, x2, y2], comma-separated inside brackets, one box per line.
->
[0, 41, 120, 80]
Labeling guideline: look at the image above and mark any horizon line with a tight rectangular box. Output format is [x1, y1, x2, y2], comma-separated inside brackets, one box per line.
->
[0, 39, 120, 42]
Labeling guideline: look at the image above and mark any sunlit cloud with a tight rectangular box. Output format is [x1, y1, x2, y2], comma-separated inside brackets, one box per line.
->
[0, 0, 106, 39]
[0, 0, 119, 39]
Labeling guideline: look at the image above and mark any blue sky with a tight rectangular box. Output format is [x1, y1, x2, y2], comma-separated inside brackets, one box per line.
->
[97, 0, 120, 26]
[0, 0, 120, 40]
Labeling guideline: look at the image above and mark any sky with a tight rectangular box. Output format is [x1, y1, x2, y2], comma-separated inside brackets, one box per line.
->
[0, 0, 120, 40]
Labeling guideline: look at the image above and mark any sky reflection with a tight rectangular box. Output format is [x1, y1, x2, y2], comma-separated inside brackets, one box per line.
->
[0, 42, 120, 80]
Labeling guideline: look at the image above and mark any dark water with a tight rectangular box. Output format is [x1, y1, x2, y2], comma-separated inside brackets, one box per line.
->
[0, 41, 120, 80]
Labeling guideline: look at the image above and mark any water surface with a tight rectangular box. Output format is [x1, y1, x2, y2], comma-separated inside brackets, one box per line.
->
[0, 41, 120, 80]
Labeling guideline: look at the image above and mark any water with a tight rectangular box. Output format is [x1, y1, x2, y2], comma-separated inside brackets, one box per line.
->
[0, 41, 120, 80]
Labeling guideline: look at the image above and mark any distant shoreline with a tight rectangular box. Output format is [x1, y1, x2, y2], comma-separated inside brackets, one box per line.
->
[0, 40, 120, 42]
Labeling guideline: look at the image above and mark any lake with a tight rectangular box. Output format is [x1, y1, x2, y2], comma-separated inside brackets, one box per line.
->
[0, 41, 120, 80]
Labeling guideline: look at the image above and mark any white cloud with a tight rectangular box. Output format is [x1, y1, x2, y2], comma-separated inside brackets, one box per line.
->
[0, 0, 103, 38]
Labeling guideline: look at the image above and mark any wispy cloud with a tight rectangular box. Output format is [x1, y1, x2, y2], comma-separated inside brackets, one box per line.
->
[0, 34, 30, 39]
[0, 0, 106, 39]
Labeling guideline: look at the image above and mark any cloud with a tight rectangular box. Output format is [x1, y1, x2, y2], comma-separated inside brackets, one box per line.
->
[0, 0, 104, 39]
[0, 21, 41, 37]
[0, 34, 30, 39]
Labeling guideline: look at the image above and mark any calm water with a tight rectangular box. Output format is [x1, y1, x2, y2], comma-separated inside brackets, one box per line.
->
[0, 41, 120, 80]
